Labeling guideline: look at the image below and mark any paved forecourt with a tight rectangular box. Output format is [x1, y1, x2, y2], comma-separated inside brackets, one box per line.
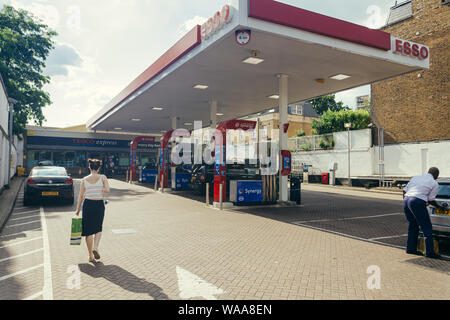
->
[1, 179, 449, 300]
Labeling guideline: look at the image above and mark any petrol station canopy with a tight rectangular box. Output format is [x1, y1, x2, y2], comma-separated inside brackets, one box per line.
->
[87, 0, 430, 135]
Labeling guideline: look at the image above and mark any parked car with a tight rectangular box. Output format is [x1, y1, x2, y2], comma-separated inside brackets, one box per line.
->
[24, 166, 74, 206]
[190, 164, 214, 195]
[428, 178, 450, 238]
[189, 163, 261, 196]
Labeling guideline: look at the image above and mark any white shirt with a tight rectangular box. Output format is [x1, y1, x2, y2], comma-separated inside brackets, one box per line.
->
[404, 174, 439, 202]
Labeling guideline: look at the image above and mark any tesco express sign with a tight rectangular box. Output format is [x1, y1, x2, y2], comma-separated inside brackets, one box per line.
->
[201, 5, 233, 40]
[393, 38, 429, 60]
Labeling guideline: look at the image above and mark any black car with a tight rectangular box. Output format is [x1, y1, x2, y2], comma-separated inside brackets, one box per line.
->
[189, 163, 261, 196]
[24, 166, 74, 206]
[190, 164, 214, 195]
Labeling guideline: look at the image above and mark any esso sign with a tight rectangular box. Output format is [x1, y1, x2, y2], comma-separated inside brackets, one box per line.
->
[201, 5, 233, 40]
[393, 39, 429, 60]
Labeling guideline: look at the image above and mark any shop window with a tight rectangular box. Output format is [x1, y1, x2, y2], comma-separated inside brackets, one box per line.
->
[119, 153, 129, 167]
[54, 151, 76, 168]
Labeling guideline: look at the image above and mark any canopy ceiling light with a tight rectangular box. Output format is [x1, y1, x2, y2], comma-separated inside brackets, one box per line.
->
[184, 122, 193, 126]
[267, 95, 279, 99]
[131, 118, 141, 122]
[193, 84, 209, 90]
[329, 74, 351, 80]
[217, 113, 224, 116]
[152, 107, 164, 111]
[242, 57, 264, 65]
[243, 49, 264, 65]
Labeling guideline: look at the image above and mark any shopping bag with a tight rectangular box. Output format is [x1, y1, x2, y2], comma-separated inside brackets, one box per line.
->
[70, 217, 82, 246]
[417, 233, 440, 255]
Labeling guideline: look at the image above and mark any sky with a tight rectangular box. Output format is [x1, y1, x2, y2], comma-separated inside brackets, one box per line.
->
[0, 0, 397, 128]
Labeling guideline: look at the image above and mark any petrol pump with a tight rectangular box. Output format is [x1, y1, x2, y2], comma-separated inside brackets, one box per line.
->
[213, 119, 257, 207]
[129, 136, 158, 183]
[159, 129, 192, 191]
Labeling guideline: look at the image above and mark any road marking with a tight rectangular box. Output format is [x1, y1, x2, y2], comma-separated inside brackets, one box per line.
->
[0, 237, 43, 249]
[5, 220, 41, 228]
[0, 229, 42, 238]
[12, 210, 40, 216]
[40, 206, 53, 300]
[10, 215, 40, 222]
[0, 264, 44, 282]
[176, 266, 224, 300]
[370, 234, 408, 241]
[293, 213, 403, 224]
[111, 229, 137, 235]
[292, 222, 405, 250]
[0, 248, 43, 263]
[23, 291, 43, 300]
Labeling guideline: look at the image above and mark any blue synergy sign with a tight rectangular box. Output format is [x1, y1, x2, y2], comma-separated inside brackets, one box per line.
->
[236, 181, 263, 203]
[175, 174, 191, 190]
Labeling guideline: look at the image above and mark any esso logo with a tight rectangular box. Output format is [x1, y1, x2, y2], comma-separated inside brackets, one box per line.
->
[393, 39, 429, 60]
[201, 5, 233, 40]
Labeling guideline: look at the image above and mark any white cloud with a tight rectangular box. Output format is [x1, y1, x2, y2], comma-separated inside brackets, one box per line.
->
[10, 0, 60, 30]
[177, 15, 207, 37]
[335, 85, 371, 110]
[363, 5, 388, 29]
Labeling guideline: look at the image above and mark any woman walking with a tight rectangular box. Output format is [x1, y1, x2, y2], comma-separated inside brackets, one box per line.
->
[75, 159, 110, 263]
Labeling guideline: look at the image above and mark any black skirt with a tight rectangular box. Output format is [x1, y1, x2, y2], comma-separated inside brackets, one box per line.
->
[82, 199, 105, 237]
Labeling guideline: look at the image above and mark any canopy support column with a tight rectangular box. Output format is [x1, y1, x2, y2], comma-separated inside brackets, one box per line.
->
[210, 100, 218, 128]
[171, 117, 178, 190]
[278, 74, 289, 202]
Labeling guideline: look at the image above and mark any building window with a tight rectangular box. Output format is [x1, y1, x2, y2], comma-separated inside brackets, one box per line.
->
[289, 105, 303, 115]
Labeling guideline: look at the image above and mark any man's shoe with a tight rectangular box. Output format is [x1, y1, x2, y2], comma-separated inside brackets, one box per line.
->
[425, 253, 441, 259]
[406, 250, 424, 256]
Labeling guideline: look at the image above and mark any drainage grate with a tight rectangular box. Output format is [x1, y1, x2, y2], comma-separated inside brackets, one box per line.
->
[111, 228, 137, 235]
[404, 257, 450, 275]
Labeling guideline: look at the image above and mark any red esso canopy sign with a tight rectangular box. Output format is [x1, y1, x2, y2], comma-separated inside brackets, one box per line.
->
[393, 39, 429, 60]
[201, 5, 233, 40]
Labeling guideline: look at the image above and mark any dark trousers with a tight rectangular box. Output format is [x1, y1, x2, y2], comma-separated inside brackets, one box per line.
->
[403, 197, 435, 255]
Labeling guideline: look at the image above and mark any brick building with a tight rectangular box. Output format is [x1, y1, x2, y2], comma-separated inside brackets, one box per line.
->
[371, 0, 449, 144]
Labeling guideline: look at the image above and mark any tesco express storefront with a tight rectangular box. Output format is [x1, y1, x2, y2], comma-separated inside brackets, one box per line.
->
[25, 127, 159, 177]
[86, 0, 430, 207]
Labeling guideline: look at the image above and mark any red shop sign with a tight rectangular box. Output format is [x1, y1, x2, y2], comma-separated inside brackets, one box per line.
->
[393, 39, 429, 60]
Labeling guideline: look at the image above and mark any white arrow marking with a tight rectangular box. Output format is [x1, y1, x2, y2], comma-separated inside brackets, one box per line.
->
[176, 266, 224, 300]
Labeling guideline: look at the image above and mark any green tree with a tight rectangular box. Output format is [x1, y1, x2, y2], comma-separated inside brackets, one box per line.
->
[312, 110, 372, 135]
[295, 129, 306, 137]
[308, 94, 350, 116]
[0, 5, 57, 135]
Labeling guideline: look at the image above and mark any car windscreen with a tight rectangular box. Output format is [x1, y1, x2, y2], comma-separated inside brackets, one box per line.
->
[32, 168, 67, 177]
[437, 184, 450, 199]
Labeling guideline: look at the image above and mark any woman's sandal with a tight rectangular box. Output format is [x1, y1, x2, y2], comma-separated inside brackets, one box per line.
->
[93, 250, 101, 260]
[89, 257, 97, 263]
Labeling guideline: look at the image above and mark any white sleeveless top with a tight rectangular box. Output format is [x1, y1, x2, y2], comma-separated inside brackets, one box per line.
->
[84, 176, 104, 200]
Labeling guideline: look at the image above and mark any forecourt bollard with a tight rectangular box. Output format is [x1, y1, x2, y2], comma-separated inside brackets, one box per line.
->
[154, 175, 159, 192]
[219, 184, 223, 211]
[206, 183, 210, 205]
